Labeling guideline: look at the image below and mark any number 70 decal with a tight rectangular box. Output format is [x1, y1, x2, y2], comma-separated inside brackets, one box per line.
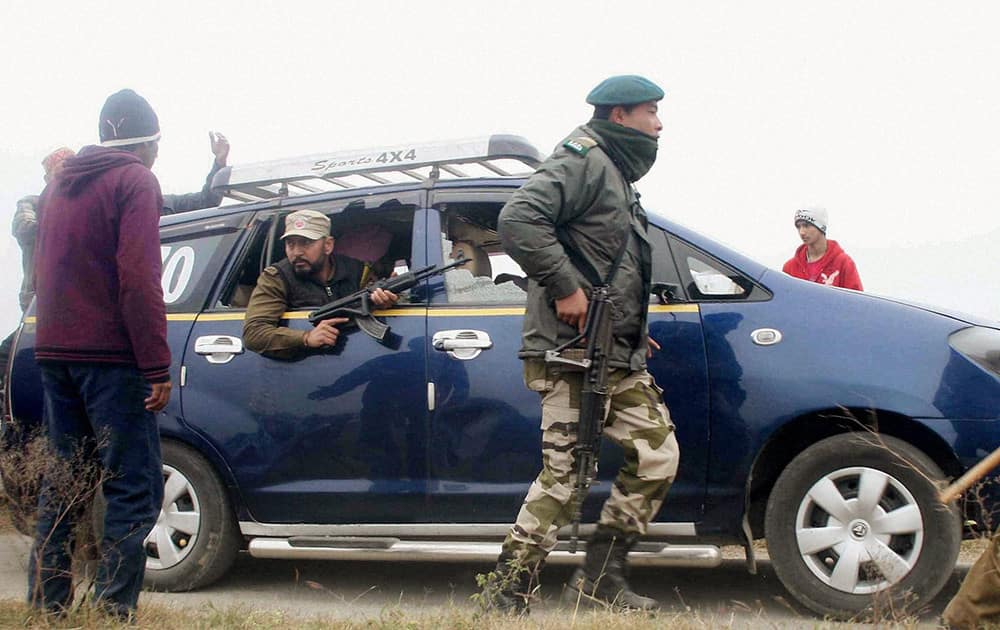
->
[160, 246, 196, 304]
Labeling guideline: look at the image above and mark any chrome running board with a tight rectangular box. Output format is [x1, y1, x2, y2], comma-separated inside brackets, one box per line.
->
[238, 521, 698, 538]
[247, 537, 722, 568]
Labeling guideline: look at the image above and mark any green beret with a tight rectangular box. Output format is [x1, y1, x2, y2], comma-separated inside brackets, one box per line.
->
[585, 75, 664, 106]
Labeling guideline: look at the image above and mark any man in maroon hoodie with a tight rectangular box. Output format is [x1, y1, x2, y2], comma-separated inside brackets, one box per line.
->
[782, 206, 863, 290]
[29, 89, 171, 619]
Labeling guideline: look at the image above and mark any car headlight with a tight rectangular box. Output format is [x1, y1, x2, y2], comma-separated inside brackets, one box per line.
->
[950, 326, 1000, 377]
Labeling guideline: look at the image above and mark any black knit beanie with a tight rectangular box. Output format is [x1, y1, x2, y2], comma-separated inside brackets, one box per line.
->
[98, 89, 160, 147]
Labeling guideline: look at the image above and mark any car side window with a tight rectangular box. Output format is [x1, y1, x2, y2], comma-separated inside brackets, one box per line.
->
[687, 257, 747, 297]
[216, 216, 272, 309]
[159, 214, 246, 313]
[215, 199, 419, 309]
[328, 204, 416, 302]
[438, 203, 527, 304]
[668, 235, 766, 301]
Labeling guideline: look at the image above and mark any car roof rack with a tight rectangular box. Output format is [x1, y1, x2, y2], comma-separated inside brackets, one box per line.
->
[211, 134, 542, 203]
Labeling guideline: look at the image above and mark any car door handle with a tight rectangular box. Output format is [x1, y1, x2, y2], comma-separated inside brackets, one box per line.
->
[194, 335, 245, 364]
[432, 330, 493, 360]
[750, 328, 783, 346]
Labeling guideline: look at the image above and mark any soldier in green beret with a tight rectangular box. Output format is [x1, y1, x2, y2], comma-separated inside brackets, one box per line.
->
[484, 76, 679, 614]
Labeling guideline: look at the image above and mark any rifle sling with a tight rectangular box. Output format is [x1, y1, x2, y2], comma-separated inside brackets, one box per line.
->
[556, 224, 631, 290]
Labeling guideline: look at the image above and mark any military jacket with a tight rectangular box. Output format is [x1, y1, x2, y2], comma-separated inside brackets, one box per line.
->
[497, 124, 653, 370]
[12, 195, 39, 312]
[243, 254, 364, 360]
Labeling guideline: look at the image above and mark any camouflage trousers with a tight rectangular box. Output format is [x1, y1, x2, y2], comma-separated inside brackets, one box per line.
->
[502, 360, 679, 567]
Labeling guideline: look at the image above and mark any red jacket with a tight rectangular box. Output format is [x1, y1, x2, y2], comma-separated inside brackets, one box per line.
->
[34, 146, 171, 382]
[782, 239, 863, 291]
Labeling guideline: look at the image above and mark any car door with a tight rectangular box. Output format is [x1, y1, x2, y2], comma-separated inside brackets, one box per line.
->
[179, 197, 432, 525]
[422, 194, 709, 525]
[421, 197, 539, 522]
[634, 224, 710, 525]
[661, 231, 774, 532]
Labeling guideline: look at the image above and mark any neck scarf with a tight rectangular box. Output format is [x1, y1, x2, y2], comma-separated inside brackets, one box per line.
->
[587, 119, 658, 182]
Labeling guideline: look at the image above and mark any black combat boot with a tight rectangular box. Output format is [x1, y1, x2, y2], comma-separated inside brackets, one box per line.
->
[563, 525, 659, 611]
[483, 551, 541, 615]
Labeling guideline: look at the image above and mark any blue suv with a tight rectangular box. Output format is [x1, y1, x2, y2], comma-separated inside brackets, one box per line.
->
[6, 135, 1000, 619]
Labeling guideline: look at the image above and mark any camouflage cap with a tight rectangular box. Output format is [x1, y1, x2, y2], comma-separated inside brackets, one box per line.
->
[281, 210, 330, 241]
[586, 75, 664, 106]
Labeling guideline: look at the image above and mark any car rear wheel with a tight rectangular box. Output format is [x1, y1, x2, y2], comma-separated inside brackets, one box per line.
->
[764, 433, 960, 619]
[143, 441, 240, 591]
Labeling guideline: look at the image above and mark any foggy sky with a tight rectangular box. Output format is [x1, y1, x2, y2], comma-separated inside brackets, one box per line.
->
[1, 0, 997, 334]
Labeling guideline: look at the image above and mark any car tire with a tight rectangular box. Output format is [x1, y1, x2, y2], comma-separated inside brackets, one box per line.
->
[764, 432, 960, 619]
[142, 441, 240, 591]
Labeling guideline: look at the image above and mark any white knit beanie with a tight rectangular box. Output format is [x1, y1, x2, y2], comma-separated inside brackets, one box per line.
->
[794, 206, 828, 234]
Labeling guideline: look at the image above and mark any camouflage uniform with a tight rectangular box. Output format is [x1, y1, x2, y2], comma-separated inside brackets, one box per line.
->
[13, 195, 40, 312]
[496, 120, 679, 570]
[504, 360, 678, 567]
[0, 196, 40, 390]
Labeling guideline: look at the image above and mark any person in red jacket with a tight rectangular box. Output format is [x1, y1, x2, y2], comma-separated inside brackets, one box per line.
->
[29, 89, 171, 620]
[782, 206, 863, 290]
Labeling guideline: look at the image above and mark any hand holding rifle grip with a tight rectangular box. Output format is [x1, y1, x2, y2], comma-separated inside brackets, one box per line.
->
[546, 286, 615, 553]
[307, 255, 469, 341]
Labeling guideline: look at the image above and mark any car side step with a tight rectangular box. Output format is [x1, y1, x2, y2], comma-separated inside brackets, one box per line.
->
[248, 537, 722, 568]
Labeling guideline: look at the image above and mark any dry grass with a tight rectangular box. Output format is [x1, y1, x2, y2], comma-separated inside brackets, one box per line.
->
[0, 598, 932, 629]
[0, 495, 15, 536]
[0, 420, 48, 538]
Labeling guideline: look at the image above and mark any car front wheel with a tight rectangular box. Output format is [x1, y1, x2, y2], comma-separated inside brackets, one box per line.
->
[764, 432, 960, 619]
[143, 441, 240, 591]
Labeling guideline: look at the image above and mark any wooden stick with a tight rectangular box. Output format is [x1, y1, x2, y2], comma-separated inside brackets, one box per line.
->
[939, 446, 1000, 504]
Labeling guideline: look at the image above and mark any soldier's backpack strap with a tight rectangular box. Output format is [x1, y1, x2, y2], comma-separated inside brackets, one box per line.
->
[562, 136, 598, 156]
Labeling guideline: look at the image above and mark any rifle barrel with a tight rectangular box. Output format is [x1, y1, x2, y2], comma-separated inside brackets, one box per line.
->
[307, 258, 468, 329]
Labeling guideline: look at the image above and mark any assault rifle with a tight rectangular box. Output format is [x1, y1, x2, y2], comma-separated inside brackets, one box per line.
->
[544, 285, 616, 553]
[308, 257, 469, 342]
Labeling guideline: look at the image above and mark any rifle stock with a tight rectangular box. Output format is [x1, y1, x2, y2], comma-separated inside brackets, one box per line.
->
[307, 257, 468, 341]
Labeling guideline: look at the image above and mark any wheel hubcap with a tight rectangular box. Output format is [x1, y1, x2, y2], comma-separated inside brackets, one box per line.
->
[144, 464, 201, 570]
[794, 466, 923, 595]
[848, 520, 869, 540]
